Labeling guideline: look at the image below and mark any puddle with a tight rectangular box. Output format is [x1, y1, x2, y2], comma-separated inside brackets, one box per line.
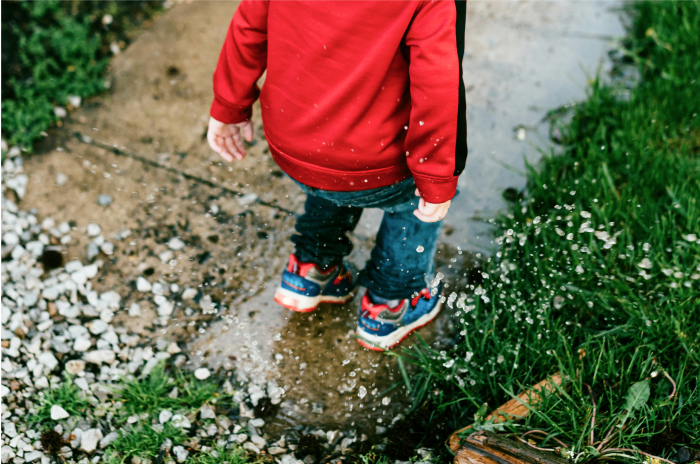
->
[189, 241, 477, 442]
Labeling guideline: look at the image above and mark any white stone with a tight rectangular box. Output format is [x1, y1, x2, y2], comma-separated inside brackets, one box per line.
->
[3, 232, 19, 247]
[199, 405, 216, 420]
[65, 360, 86, 375]
[128, 302, 142, 317]
[194, 368, 210, 380]
[80, 429, 103, 453]
[82, 264, 99, 279]
[87, 224, 102, 237]
[24, 450, 43, 462]
[237, 193, 259, 206]
[50, 405, 70, 420]
[159, 410, 173, 424]
[136, 277, 152, 292]
[168, 237, 185, 250]
[88, 320, 108, 335]
[268, 447, 287, 455]
[84, 350, 116, 365]
[173, 446, 188, 463]
[54, 106, 67, 118]
[181, 288, 197, 300]
[3, 423, 17, 438]
[70, 428, 83, 448]
[251, 435, 266, 448]
[38, 352, 59, 371]
[99, 431, 119, 448]
[73, 337, 92, 352]
[159, 250, 174, 263]
[74, 378, 89, 391]
[67, 95, 82, 107]
[55, 173, 68, 186]
[157, 301, 174, 317]
[242, 442, 261, 454]
[249, 418, 265, 428]
[170, 414, 191, 429]
[101, 242, 114, 255]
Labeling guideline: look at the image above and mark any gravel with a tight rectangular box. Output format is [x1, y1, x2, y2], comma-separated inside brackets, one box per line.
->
[0, 156, 387, 464]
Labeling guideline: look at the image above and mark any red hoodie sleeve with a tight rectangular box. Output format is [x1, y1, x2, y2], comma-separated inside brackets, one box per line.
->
[210, 0, 269, 124]
[404, 0, 468, 204]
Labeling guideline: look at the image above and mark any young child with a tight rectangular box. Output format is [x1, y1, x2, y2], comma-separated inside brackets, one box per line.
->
[207, 0, 467, 351]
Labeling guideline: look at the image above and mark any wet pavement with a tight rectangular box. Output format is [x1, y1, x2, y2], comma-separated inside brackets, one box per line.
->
[445, 0, 625, 251]
[18, 0, 624, 444]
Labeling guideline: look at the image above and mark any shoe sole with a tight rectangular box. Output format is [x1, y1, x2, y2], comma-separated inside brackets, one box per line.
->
[356, 300, 443, 351]
[273, 287, 353, 312]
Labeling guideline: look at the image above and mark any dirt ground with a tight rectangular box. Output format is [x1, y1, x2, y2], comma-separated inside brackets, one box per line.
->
[19, 0, 623, 442]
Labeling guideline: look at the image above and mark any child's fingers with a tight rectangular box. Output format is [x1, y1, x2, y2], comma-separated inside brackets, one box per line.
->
[242, 121, 254, 142]
[231, 130, 247, 157]
[413, 209, 440, 223]
[215, 136, 234, 162]
[223, 136, 243, 161]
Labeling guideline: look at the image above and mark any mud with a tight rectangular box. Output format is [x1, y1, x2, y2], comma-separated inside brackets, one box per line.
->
[18, 0, 624, 445]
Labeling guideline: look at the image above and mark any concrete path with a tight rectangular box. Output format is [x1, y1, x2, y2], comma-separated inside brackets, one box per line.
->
[20, 0, 624, 441]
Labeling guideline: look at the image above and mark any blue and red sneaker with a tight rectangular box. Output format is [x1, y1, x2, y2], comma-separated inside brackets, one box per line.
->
[273, 254, 355, 312]
[356, 282, 443, 351]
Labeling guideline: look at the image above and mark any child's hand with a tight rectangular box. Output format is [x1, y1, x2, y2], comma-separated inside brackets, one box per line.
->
[207, 117, 254, 162]
[413, 188, 451, 223]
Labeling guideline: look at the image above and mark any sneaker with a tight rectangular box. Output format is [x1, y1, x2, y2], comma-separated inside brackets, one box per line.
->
[274, 254, 355, 312]
[356, 282, 443, 351]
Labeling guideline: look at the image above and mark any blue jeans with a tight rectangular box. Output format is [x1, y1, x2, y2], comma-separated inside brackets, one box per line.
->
[290, 178, 443, 300]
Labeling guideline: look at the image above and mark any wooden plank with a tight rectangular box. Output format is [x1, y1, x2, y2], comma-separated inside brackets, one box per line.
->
[465, 431, 570, 464]
[449, 373, 563, 454]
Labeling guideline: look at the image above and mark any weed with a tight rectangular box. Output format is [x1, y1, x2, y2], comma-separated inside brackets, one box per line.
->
[115, 363, 227, 421]
[189, 445, 253, 464]
[31, 377, 92, 425]
[1, 1, 162, 150]
[103, 422, 186, 464]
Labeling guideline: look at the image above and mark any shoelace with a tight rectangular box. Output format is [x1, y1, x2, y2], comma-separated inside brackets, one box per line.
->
[411, 287, 433, 307]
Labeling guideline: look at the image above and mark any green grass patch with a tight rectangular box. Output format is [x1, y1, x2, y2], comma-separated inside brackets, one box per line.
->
[31, 377, 92, 425]
[104, 422, 186, 464]
[115, 364, 227, 421]
[1, 0, 162, 151]
[401, 0, 700, 460]
[188, 445, 253, 464]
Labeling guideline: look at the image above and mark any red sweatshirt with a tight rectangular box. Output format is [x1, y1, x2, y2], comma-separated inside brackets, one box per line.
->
[211, 0, 467, 203]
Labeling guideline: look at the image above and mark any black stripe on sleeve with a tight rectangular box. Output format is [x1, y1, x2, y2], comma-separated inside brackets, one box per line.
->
[453, 0, 468, 176]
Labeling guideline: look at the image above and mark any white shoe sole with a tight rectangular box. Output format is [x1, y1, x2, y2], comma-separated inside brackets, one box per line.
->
[356, 300, 443, 350]
[274, 287, 353, 312]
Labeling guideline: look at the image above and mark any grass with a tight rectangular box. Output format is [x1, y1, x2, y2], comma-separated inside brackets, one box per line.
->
[104, 423, 186, 464]
[399, 0, 700, 460]
[31, 377, 92, 425]
[188, 445, 252, 464]
[1, 0, 162, 151]
[115, 363, 229, 420]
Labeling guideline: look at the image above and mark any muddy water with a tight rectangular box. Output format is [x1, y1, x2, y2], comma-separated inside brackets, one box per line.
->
[190, 0, 625, 443]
